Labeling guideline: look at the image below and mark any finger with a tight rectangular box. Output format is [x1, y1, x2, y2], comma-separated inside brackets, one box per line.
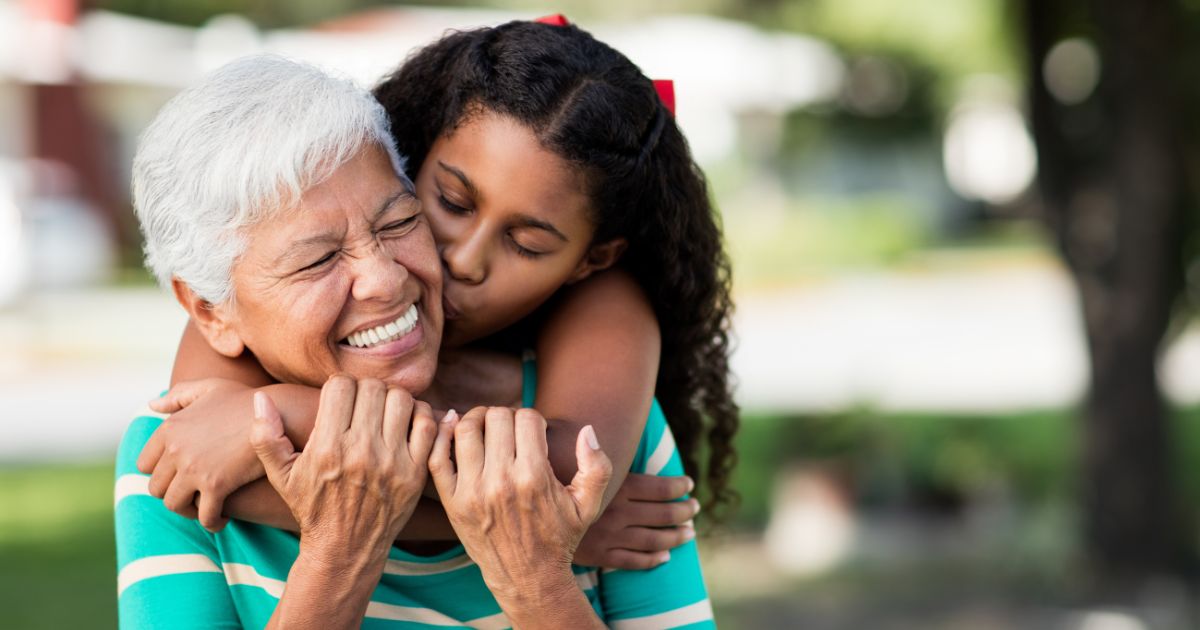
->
[483, 407, 516, 467]
[453, 407, 487, 483]
[514, 408, 548, 462]
[619, 474, 694, 502]
[625, 497, 701, 527]
[146, 459, 176, 499]
[250, 391, 297, 491]
[162, 481, 199, 520]
[350, 378, 387, 436]
[382, 388, 415, 450]
[428, 410, 459, 499]
[566, 425, 612, 525]
[136, 429, 166, 475]
[148, 380, 208, 413]
[598, 549, 672, 572]
[408, 401, 437, 464]
[197, 492, 229, 533]
[313, 374, 357, 442]
[622, 525, 696, 552]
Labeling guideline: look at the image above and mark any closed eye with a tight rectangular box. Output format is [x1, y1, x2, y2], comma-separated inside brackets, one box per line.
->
[299, 250, 337, 272]
[380, 216, 419, 232]
[438, 195, 470, 216]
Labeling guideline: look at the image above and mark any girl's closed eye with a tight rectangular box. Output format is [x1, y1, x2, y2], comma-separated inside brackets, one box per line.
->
[511, 238, 544, 259]
[438, 193, 470, 215]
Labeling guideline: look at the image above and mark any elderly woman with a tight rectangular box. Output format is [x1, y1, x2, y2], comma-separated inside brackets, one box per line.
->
[115, 55, 613, 629]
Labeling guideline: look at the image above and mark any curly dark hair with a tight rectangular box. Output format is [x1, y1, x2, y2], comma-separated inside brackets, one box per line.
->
[374, 20, 739, 519]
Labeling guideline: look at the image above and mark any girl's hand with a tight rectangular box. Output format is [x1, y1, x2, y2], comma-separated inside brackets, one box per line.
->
[250, 375, 437, 554]
[428, 407, 612, 614]
[574, 474, 699, 569]
[138, 379, 261, 532]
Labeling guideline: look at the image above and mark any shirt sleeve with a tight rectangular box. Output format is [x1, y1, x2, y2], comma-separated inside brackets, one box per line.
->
[115, 414, 242, 629]
[597, 415, 716, 630]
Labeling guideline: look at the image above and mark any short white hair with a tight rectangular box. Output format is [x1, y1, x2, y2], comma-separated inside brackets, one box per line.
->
[133, 54, 406, 304]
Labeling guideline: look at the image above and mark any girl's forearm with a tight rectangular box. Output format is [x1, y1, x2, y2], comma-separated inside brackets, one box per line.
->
[226, 480, 456, 540]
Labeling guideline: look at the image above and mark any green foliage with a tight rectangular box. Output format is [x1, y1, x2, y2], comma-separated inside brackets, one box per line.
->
[0, 462, 117, 629]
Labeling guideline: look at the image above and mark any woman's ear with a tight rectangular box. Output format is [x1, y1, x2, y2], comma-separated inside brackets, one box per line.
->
[170, 278, 246, 358]
[567, 238, 628, 285]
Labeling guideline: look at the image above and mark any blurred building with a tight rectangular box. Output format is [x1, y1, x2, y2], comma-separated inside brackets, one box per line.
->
[0, 0, 843, 307]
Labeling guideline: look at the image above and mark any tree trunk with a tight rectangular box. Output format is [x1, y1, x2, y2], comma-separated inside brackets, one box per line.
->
[1023, 0, 1185, 586]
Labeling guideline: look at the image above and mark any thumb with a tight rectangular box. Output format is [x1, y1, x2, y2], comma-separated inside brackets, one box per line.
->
[566, 425, 612, 526]
[250, 391, 296, 492]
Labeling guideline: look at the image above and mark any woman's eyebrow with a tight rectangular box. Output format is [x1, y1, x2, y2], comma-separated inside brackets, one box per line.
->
[372, 190, 408, 222]
[436, 161, 478, 198]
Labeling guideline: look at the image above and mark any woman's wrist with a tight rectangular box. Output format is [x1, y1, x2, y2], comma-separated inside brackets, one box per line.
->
[492, 569, 603, 630]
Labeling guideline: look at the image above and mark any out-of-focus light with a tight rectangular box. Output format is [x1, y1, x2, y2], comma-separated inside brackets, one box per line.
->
[195, 13, 261, 74]
[1044, 38, 1101, 105]
[763, 468, 855, 576]
[0, 167, 25, 306]
[943, 84, 1037, 205]
[844, 56, 908, 117]
[1072, 610, 1147, 630]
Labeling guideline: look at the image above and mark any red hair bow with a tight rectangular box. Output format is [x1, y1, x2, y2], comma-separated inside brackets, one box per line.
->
[534, 14, 676, 116]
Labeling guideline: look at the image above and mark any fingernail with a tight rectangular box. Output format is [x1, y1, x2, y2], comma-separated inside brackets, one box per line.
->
[685, 477, 695, 494]
[656, 551, 670, 564]
[690, 498, 701, 515]
[442, 409, 458, 424]
[583, 425, 600, 450]
[253, 391, 267, 418]
[683, 525, 695, 541]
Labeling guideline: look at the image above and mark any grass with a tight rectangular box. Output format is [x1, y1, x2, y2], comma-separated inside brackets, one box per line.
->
[0, 461, 117, 629]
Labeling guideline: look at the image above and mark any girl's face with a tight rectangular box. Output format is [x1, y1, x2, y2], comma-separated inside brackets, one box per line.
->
[415, 109, 622, 348]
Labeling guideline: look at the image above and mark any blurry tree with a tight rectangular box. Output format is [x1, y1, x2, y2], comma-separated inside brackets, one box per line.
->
[1021, 0, 1193, 588]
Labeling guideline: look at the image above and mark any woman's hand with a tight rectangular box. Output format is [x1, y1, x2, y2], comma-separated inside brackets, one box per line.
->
[138, 378, 260, 531]
[250, 375, 438, 629]
[574, 474, 699, 569]
[252, 375, 436, 551]
[429, 407, 611, 627]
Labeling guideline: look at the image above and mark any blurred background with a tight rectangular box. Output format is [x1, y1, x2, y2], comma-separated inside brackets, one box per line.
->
[3, 0, 1200, 628]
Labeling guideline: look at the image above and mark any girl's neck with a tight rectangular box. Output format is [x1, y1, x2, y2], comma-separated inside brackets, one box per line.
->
[421, 346, 523, 412]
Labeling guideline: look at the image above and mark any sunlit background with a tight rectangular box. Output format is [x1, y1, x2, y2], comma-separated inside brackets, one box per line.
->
[4, 0, 1200, 628]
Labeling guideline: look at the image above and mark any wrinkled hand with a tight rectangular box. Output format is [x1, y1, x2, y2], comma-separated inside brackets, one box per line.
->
[251, 375, 437, 554]
[428, 407, 612, 605]
[574, 474, 699, 569]
[138, 378, 259, 531]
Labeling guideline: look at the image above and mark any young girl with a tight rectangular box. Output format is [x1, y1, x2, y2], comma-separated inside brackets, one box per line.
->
[140, 17, 736, 625]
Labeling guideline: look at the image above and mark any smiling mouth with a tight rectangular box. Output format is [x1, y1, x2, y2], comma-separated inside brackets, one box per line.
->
[341, 304, 420, 349]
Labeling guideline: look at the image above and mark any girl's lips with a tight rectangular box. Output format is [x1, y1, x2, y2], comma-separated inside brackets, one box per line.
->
[442, 296, 461, 321]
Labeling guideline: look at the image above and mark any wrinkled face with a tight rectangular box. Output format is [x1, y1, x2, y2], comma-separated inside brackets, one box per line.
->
[218, 143, 443, 391]
[416, 110, 600, 348]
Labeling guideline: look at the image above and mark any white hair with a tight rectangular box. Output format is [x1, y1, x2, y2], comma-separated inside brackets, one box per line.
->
[132, 54, 406, 304]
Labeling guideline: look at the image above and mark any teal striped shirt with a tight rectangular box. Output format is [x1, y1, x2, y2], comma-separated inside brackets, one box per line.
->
[115, 368, 714, 628]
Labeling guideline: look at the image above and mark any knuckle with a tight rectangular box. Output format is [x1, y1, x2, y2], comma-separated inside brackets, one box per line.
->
[358, 378, 385, 396]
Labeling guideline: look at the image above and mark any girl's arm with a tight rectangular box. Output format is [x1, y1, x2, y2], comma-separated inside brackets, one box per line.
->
[536, 268, 660, 507]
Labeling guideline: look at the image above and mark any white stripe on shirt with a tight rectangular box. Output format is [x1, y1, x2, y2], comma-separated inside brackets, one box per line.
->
[114, 474, 151, 506]
[118, 554, 221, 596]
[610, 599, 714, 630]
[644, 428, 677, 475]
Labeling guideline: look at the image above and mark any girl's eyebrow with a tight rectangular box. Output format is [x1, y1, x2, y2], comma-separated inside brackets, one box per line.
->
[436, 161, 479, 198]
[436, 160, 568, 242]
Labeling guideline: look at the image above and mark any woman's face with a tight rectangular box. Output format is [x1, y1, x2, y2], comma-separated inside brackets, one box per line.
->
[212, 143, 443, 391]
[415, 110, 603, 348]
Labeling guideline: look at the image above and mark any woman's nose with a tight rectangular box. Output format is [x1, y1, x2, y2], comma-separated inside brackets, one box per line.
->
[350, 243, 408, 302]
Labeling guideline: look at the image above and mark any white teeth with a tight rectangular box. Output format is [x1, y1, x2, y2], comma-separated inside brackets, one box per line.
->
[343, 304, 420, 349]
